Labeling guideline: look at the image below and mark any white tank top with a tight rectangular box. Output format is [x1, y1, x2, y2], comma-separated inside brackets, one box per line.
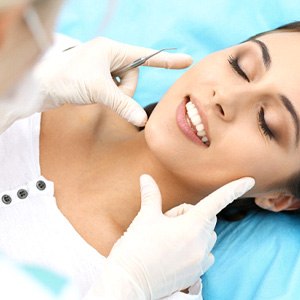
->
[0, 113, 105, 297]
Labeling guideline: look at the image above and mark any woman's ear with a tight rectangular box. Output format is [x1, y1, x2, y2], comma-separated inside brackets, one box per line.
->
[255, 193, 300, 212]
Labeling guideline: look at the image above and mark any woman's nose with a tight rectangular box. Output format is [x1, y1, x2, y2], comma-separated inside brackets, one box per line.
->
[212, 85, 256, 121]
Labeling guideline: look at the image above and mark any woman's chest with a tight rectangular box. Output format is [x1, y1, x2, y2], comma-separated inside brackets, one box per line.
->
[42, 162, 129, 256]
[59, 199, 124, 257]
[40, 106, 139, 256]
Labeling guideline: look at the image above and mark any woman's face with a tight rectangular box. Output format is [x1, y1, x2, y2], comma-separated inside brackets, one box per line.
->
[145, 31, 300, 198]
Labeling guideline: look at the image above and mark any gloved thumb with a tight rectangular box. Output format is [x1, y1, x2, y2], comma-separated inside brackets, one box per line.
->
[191, 177, 255, 219]
[164, 203, 193, 217]
[139, 174, 163, 216]
[117, 67, 139, 97]
[201, 253, 215, 275]
[101, 79, 147, 127]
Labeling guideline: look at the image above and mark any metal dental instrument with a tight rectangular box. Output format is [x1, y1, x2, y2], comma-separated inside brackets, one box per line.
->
[111, 47, 176, 79]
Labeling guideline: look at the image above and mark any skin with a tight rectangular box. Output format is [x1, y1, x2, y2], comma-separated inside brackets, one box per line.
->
[146, 31, 300, 197]
[40, 31, 300, 256]
[0, 0, 63, 95]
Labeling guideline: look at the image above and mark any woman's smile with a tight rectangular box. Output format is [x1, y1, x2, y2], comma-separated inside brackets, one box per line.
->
[176, 95, 210, 147]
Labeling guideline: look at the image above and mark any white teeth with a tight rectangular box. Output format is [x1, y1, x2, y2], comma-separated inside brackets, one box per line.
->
[185, 101, 209, 145]
[197, 130, 206, 137]
[188, 107, 200, 118]
[196, 124, 204, 132]
[186, 102, 194, 110]
[191, 115, 201, 125]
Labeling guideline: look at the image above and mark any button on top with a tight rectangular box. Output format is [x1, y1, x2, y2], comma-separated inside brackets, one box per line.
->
[36, 180, 46, 191]
[17, 189, 28, 199]
[2, 194, 12, 205]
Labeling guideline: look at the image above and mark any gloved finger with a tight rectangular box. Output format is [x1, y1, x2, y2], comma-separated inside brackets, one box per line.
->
[190, 177, 255, 220]
[210, 216, 217, 228]
[139, 174, 163, 215]
[164, 203, 194, 217]
[143, 51, 193, 69]
[121, 44, 193, 69]
[201, 253, 215, 274]
[198, 215, 217, 233]
[207, 231, 217, 253]
[117, 68, 139, 97]
[101, 80, 147, 126]
[188, 280, 202, 295]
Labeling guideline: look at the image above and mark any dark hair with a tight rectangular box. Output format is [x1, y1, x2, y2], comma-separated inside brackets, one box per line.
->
[247, 21, 300, 40]
[142, 21, 300, 221]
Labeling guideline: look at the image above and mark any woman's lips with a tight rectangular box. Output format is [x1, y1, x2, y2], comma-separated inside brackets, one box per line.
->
[176, 96, 209, 147]
[189, 95, 211, 143]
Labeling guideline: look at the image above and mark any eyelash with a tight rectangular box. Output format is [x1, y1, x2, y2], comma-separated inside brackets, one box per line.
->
[228, 55, 250, 82]
[228, 55, 274, 140]
[258, 107, 274, 140]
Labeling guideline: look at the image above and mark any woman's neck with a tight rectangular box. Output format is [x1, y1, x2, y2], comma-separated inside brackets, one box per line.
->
[40, 104, 208, 255]
[87, 130, 203, 230]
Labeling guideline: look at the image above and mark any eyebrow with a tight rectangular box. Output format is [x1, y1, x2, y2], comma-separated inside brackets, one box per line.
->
[250, 39, 300, 146]
[250, 39, 271, 70]
[279, 95, 300, 146]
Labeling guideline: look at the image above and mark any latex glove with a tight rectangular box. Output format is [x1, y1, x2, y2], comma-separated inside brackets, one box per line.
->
[165, 202, 195, 216]
[163, 204, 211, 299]
[89, 174, 254, 300]
[36, 37, 193, 126]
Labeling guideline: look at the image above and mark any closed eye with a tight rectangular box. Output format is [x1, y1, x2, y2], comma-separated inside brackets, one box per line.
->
[228, 55, 250, 82]
[258, 107, 274, 140]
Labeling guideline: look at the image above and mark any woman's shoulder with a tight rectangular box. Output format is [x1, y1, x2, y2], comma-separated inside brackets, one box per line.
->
[40, 103, 139, 185]
[41, 103, 139, 143]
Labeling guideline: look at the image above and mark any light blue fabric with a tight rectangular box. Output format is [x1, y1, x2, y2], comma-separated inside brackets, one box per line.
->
[0, 253, 78, 299]
[56, 1, 300, 299]
[21, 263, 69, 296]
[203, 211, 300, 299]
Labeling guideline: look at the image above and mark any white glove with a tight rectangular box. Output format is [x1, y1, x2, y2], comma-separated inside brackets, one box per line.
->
[163, 204, 206, 300]
[35, 37, 193, 126]
[84, 175, 254, 300]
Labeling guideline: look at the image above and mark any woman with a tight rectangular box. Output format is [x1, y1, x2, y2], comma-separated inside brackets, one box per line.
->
[40, 17, 300, 269]
[4, 20, 300, 299]
[41, 22, 300, 251]
[1, 0, 239, 299]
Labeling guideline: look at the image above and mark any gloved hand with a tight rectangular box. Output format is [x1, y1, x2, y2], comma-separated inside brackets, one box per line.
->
[35, 37, 193, 126]
[86, 174, 254, 300]
[163, 203, 213, 299]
